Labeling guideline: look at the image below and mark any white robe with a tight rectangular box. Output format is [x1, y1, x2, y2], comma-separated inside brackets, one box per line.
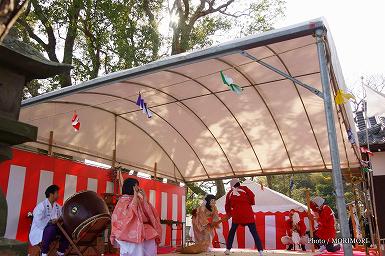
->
[29, 199, 62, 246]
[116, 239, 156, 256]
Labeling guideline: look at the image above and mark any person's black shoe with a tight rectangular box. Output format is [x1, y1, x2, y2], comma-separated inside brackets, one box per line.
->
[287, 244, 294, 251]
[326, 243, 341, 252]
[301, 244, 306, 251]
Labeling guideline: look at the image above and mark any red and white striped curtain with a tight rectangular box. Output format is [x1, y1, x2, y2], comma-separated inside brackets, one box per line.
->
[212, 212, 309, 250]
[0, 148, 185, 246]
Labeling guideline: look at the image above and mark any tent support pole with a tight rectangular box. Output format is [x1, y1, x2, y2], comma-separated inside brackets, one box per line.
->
[240, 51, 324, 98]
[316, 28, 353, 256]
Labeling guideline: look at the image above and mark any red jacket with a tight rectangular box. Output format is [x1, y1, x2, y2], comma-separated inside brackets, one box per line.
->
[225, 185, 255, 224]
[315, 205, 336, 242]
[285, 218, 306, 237]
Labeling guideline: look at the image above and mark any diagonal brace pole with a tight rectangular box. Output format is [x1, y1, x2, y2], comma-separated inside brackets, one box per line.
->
[240, 50, 324, 99]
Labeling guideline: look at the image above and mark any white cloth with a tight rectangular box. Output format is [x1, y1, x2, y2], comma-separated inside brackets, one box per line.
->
[229, 187, 245, 197]
[311, 196, 325, 208]
[29, 199, 62, 246]
[116, 239, 156, 256]
[229, 178, 239, 188]
[292, 212, 300, 225]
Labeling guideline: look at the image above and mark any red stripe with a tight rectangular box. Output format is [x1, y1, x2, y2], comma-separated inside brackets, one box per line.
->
[221, 213, 230, 247]
[177, 194, 182, 245]
[52, 159, 66, 205]
[275, 212, 287, 249]
[165, 192, 172, 246]
[76, 175, 88, 192]
[255, 212, 265, 249]
[97, 178, 106, 195]
[0, 161, 11, 197]
[236, 224, 246, 248]
[212, 227, 220, 248]
[16, 165, 40, 241]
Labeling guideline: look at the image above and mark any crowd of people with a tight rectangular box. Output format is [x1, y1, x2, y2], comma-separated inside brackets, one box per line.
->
[29, 178, 352, 256]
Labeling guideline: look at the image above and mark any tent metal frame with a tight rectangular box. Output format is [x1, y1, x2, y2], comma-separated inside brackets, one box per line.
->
[21, 20, 362, 255]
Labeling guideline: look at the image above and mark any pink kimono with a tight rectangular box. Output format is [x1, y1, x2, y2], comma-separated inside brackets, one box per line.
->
[110, 195, 162, 245]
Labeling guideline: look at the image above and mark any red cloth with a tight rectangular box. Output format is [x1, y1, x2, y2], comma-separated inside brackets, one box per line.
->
[285, 218, 306, 237]
[315, 205, 336, 242]
[225, 185, 255, 224]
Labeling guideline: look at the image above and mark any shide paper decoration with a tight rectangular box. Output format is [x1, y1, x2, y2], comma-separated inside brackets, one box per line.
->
[335, 89, 354, 105]
[136, 93, 152, 118]
[72, 111, 80, 131]
[220, 71, 243, 94]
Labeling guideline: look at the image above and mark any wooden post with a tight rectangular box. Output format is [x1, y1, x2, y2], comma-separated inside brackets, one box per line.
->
[154, 162, 157, 179]
[348, 205, 358, 242]
[48, 131, 54, 156]
[306, 190, 315, 252]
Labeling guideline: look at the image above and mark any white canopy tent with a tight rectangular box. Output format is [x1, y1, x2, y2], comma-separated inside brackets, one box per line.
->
[19, 18, 361, 254]
[20, 18, 360, 183]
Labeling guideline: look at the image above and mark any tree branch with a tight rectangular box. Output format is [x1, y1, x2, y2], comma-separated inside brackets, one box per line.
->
[17, 19, 47, 49]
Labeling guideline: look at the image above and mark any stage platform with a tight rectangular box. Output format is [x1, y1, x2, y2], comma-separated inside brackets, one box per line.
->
[158, 248, 378, 256]
[161, 248, 320, 256]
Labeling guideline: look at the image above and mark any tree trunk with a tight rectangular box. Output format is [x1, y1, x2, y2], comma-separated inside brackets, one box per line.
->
[215, 180, 226, 199]
[266, 175, 274, 188]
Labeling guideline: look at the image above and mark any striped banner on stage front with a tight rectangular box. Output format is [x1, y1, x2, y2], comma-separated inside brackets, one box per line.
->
[0, 148, 185, 246]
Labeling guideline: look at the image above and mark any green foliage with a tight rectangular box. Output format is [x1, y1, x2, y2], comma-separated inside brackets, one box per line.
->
[185, 187, 202, 215]
[266, 172, 354, 216]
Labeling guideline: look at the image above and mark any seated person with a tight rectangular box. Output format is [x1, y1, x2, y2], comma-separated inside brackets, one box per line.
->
[192, 194, 220, 250]
[29, 185, 68, 256]
[281, 209, 307, 251]
[110, 178, 162, 256]
[310, 196, 341, 252]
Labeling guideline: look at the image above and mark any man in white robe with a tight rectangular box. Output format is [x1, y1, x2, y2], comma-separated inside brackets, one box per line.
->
[29, 185, 68, 256]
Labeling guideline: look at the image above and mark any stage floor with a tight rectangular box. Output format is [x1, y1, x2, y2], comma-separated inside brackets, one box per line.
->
[161, 249, 321, 255]
[160, 248, 379, 256]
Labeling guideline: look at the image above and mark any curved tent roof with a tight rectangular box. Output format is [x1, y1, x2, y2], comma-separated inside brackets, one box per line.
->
[20, 18, 360, 182]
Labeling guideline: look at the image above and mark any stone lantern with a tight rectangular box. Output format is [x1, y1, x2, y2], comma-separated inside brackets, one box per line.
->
[0, 33, 71, 255]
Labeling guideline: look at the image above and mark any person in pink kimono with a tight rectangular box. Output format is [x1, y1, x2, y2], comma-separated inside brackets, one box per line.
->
[191, 194, 220, 250]
[110, 178, 162, 256]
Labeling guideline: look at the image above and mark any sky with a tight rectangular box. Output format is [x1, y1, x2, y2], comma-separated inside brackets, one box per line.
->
[275, 0, 385, 91]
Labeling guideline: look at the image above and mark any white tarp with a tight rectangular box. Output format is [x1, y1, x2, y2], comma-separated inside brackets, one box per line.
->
[19, 18, 360, 182]
[216, 180, 307, 213]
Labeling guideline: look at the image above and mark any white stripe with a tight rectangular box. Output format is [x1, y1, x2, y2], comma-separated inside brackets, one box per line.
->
[37, 170, 54, 204]
[149, 190, 156, 208]
[265, 215, 276, 249]
[5, 165, 26, 239]
[304, 217, 310, 231]
[181, 195, 186, 245]
[172, 194, 178, 246]
[161, 192, 168, 245]
[87, 178, 97, 192]
[64, 174, 77, 202]
[217, 222, 226, 247]
[106, 181, 114, 193]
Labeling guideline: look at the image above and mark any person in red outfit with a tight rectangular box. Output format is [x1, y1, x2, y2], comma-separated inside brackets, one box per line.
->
[224, 178, 263, 256]
[281, 209, 307, 251]
[310, 196, 341, 252]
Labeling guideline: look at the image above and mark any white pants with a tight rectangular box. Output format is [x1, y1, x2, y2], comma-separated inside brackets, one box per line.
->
[116, 239, 157, 256]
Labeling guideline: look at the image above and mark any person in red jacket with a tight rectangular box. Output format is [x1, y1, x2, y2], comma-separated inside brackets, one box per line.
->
[281, 209, 307, 251]
[310, 196, 341, 252]
[224, 178, 263, 256]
